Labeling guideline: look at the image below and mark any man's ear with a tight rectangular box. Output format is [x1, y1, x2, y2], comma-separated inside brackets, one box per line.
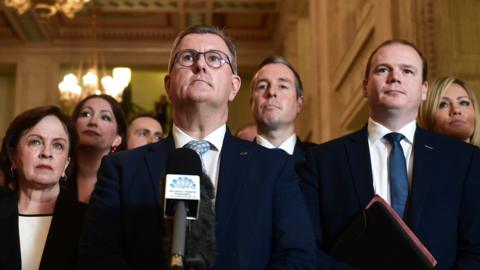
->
[362, 79, 369, 98]
[421, 80, 428, 101]
[296, 96, 304, 113]
[164, 74, 171, 98]
[228, 75, 241, 101]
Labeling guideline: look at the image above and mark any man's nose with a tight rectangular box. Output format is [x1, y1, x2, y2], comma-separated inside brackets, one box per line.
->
[266, 85, 277, 98]
[388, 69, 401, 83]
[192, 54, 208, 73]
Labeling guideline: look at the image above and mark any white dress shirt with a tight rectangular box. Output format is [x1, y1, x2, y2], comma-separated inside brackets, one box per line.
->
[368, 118, 416, 205]
[172, 124, 226, 189]
[19, 214, 52, 270]
[256, 134, 297, 155]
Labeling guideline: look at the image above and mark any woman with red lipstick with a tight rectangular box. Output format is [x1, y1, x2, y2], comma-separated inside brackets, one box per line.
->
[419, 76, 480, 146]
[71, 94, 127, 203]
[0, 106, 85, 269]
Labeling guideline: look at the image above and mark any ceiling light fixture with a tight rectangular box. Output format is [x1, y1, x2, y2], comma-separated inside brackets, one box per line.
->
[4, 0, 90, 18]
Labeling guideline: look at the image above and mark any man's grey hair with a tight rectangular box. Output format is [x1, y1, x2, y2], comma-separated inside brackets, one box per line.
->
[168, 25, 238, 74]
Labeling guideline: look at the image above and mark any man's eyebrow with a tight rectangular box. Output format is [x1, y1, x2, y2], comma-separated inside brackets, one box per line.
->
[399, 64, 417, 70]
[254, 78, 270, 84]
[373, 63, 417, 70]
[278, 77, 293, 83]
[136, 128, 151, 133]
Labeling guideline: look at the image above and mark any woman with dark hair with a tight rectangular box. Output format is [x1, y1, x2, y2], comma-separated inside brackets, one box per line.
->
[0, 105, 85, 269]
[71, 94, 127, 203]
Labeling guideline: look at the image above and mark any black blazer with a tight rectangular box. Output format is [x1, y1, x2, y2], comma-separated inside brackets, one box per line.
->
[302, 126, 480, 270]
[0, 187, 86, 270]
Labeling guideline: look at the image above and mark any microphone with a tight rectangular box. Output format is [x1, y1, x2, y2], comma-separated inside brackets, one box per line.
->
[163, 148, 216, 270]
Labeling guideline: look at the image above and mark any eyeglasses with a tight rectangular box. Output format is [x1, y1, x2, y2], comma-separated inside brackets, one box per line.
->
[172, 49, 234, 72]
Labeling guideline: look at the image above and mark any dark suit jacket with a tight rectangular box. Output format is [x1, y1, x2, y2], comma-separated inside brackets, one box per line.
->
[292, 137, 316, 174]
[79, 131, 317, 269]
[0, 187, 86, 270]
[254, 136, 315, 173]
[303, 126, 480, 270]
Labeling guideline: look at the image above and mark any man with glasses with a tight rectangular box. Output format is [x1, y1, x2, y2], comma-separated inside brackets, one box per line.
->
[79, 25, 317, 269]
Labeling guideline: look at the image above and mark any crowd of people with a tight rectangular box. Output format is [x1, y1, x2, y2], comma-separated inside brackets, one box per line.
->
[0, 24, 479, 269]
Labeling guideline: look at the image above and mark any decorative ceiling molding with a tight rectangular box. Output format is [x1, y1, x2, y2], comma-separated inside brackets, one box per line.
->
[0, 0, 284, 70]
[1, 0, 283, 44]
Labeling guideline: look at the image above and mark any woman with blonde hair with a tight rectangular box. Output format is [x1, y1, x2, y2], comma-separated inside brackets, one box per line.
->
[419, 76, 480, 146]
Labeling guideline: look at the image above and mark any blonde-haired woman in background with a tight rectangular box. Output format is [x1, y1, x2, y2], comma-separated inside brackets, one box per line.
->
[419, 76, 480, 146]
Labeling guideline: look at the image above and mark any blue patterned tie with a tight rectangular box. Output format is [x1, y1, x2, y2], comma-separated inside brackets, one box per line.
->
[184, 140, 211, 169]
[384, 132, 409, 218]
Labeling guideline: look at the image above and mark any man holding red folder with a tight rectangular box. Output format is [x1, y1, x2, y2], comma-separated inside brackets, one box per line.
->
[303, 40, 480, 269]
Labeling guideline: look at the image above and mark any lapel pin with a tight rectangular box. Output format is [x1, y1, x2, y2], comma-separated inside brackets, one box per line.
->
[240, 151, 248, 155]
[424, 144, 434, 150]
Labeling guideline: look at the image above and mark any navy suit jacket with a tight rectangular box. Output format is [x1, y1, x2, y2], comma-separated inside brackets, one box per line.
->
[79, 130, 317, 269]
[0, 187, 85, 270]
[303, 126, 480, 270]
[292, 138, 316, 174]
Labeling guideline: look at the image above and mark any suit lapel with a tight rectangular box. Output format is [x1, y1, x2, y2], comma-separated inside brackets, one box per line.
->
[40, 189, 85, 269]
[215, 131, 250, 243]
[292, 137, 307, 170]
[345, 128, 375, 207]
[144, 135, 175, 209]
[0, 190, 21, 270]
[407, 127, 436, 228]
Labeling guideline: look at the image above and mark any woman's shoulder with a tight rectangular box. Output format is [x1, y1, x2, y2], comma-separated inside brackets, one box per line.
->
[0, 186, 17, 205]
[56, 187, 86, 215]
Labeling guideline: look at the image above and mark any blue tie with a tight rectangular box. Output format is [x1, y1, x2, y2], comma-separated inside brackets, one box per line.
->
[184, 140, 210, 156]
[184, 140, 210, 169]
[384, 132, 409, 218]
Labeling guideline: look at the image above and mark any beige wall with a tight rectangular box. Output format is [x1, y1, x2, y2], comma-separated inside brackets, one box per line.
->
[1, 0, 480, 143]
[432, 0, 480, 92]
[0, 71, 15, 139]
[129, 70, 168, 114]
[305, 0, 480, 143]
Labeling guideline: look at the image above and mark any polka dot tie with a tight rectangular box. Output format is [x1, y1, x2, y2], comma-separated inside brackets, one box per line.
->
[184, 140, 211, 157]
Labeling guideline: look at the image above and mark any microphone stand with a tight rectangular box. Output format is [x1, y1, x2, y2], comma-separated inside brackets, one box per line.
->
[170, 201, 187, 270]
[169, 202, 208, 270]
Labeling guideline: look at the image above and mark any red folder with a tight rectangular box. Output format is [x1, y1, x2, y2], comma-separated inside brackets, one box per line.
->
[329, 195, 437, 270]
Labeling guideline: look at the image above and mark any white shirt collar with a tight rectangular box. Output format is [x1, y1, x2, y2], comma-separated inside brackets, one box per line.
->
[172, 124, 226, 152]
[256, 134, 297, 155]
[367, 118, 416, 145]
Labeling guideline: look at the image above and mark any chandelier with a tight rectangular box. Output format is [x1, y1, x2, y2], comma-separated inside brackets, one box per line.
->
[56, 6, 131, 112]
[58, 64, 132, 110]
[4, 0, 90, 18]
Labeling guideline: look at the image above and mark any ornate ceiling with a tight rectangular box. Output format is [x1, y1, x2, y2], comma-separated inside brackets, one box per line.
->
[0, 0, 307, 68]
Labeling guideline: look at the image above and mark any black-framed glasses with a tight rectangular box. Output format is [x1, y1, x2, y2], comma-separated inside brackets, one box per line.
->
[172, 49, 234, 72]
